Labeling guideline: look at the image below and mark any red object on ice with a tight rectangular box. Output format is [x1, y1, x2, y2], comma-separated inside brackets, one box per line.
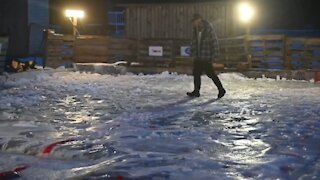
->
[0, 170, 19, 179]
[117, 176, 123, 180]
[13, 164, 29, 172]
[0, 164, 29, 179]
[41, 139, 75, 154]
[315, 71, 320, 83]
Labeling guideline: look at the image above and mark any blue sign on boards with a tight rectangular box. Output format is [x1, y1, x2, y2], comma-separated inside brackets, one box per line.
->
[180, 46, 191, 57]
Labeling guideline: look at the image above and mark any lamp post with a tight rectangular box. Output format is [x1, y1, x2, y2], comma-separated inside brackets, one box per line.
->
[65, 10, 85, 36]
[238, 2, 255, 36]
[238, 2, 255, 69]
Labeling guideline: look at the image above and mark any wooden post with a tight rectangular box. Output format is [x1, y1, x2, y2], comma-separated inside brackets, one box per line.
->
[246, 25, 251, 37]
[245, 34, 252, 69]
[283, 35, 291, 70]
[71, 17, 78, 36]
[43, 29, 49, 68]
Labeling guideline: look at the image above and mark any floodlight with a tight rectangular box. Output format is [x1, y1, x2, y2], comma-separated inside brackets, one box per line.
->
[238, 2, 254, 23]
[65, 10, 85, 18]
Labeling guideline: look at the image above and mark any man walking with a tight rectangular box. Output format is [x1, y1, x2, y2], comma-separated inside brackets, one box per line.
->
[187, 14, 226, 99]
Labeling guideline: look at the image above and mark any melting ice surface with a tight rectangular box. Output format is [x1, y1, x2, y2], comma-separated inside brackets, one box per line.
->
[0, 70, 320, 179]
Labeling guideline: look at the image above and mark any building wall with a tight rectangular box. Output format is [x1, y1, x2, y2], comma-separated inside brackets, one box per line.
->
[0, 0, 29, 59]
[28, 0, 49, 55]
[121, 2, 242, 39]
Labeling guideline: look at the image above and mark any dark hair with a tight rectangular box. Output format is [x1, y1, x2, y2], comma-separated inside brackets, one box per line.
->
[192, 13, 202, 22]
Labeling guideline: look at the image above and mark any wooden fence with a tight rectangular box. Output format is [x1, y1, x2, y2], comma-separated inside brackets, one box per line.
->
[286, 38, 320, 70]
[45, 31, 320, 70]
[138, 39, 174, 67]
[135, 39, 196, 67]
[45, 30, 136, 67]
[107, 38, 137, 63]
[218, 35, 320, 70]
[73, 36, 109, 63]
[248, 35, 286, 70]
[218, 36, 248, 69]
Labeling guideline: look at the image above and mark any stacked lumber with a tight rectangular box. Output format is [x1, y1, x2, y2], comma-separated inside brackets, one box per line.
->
[73, 36, 109, 63]
[45, 31, 75, 67]
[107, 38, 137, 63]
[74, 36, 137, 63]
[286, 38, 320, 70]
[218, 36, 249, 69]
[248, 35, 286, 70]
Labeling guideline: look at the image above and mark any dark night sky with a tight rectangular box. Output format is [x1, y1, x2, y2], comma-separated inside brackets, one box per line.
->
[252, 0, 320, 29]
[49, 0, 109, 25]
[49, 0, 320, 30]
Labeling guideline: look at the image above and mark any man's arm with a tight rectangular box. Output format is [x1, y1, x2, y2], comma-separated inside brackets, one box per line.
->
[213, 35, 220, 59]
[210, 26, 220, 60]
[190, 28, 197, 58]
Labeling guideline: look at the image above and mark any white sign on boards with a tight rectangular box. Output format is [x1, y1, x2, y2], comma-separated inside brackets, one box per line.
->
[148, 46, 163, 57]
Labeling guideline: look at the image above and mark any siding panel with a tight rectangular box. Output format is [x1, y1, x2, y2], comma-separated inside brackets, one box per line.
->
[28, 0, 49, 55]
[122, 2, 239, 39]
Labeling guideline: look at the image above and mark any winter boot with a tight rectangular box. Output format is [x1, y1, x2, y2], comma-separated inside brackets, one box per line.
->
[187, 91, 200, 97]
[218, 88, 226, 99]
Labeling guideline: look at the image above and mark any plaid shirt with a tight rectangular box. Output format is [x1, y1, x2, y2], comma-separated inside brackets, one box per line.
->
[191, 20, 219, 62]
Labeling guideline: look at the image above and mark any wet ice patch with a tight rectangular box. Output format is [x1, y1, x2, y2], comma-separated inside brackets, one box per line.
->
[0, 69, 319, 179]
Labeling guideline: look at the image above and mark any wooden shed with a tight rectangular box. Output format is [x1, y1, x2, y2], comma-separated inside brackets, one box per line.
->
[117, 1, 244, 39]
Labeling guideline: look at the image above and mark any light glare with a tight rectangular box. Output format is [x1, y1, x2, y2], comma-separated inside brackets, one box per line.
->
[238, 2, 254, 23]
[65, 10, 85, 18]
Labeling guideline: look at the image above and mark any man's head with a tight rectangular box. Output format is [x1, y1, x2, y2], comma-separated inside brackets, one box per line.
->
[192, 13, 203, 28]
